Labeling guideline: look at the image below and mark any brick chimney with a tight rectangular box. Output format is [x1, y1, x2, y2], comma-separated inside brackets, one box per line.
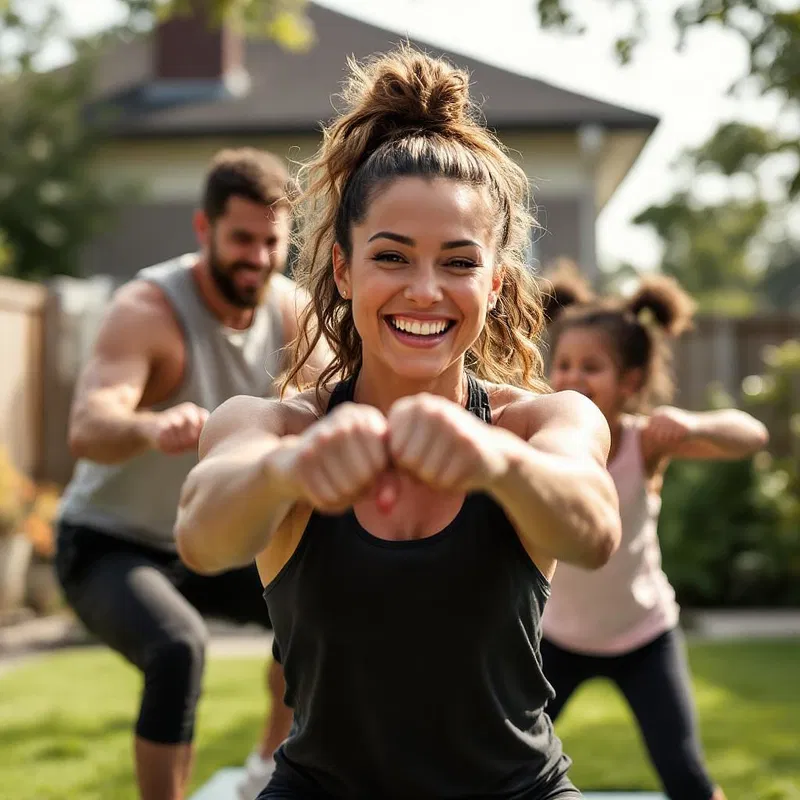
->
[149, 0, 249, 102]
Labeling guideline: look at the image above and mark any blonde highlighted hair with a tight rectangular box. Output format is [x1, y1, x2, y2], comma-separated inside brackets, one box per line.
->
[282, 44, 549, 397]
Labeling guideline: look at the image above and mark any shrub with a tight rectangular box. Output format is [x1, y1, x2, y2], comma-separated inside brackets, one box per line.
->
[659, 339, 800, 607]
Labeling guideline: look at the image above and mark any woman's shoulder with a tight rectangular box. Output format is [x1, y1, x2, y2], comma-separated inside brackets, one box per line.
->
[487, 382, 591, 415]
[484, 381, 552, 433]
[488, 382, 608, 441]
[484, 382, 535, 427]
[200, 387, 332, 452]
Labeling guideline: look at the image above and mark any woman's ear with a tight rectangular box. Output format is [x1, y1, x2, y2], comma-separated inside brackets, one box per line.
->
[488, 266, 503, 310]
[332, 243, 351, 300]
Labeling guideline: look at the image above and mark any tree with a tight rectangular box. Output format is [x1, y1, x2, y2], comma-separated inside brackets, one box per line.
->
[632, 194, 769, 312]
[534, 1, 799, 108]
[0, 3, 132, 280]
[760, 241, 800, 310]
[534, 1, 799, 304]
[117, 0, 314, 51]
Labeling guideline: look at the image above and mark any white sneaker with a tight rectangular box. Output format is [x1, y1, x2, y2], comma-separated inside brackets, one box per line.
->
[236, 750, 276, 800]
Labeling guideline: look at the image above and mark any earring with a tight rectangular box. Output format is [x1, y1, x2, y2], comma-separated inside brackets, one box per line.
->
[341, 289, 347, 299]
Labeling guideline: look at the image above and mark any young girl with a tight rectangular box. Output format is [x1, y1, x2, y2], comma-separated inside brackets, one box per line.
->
[174, 47, 622, 799]
[541, 270, 769, 800]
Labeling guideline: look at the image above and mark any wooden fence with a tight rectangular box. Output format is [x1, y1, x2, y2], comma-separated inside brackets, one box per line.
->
[0, 277, 47, 479]
[0, 273, 797, 487]
[673, 314, 800, 410]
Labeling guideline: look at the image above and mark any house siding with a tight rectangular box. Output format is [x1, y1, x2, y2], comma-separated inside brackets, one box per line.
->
[82, 192, 582, 283]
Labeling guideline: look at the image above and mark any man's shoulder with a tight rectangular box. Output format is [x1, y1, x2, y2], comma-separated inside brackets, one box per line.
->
[102, 278, 181, 348]
[112, 278, 173, 318]
[267, 272, 302, 303]
[135, 253, 196, 284]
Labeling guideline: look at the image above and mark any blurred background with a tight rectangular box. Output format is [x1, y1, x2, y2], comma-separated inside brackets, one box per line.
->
[0, 1, 798, 798]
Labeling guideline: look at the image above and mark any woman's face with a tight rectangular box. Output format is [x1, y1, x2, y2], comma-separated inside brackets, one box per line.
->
[334, 177, 502, 383]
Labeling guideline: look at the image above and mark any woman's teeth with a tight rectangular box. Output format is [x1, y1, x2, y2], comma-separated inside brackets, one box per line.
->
[390, 317, 450, 336]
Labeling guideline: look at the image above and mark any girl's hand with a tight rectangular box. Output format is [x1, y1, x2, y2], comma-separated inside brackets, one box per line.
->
[387, 394, 507, 493]
[646, 406, 697, 452]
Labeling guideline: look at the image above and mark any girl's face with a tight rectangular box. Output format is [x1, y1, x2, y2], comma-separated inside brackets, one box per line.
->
[549, 326, 639, 421]
[334, 176, 502, 385]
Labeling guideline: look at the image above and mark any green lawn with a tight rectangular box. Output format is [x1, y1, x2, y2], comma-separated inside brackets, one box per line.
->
[0, 640, 798, 799]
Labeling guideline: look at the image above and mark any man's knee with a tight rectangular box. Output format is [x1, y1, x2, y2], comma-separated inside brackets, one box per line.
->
[138, 628, 209, 744]
[146, 629, 208, 692]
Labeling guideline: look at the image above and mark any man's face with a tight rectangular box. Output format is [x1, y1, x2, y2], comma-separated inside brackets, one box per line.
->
[200, 195, 291, 308]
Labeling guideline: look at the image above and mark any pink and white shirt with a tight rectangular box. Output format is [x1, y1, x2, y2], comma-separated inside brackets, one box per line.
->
[542, 415, 680, 655]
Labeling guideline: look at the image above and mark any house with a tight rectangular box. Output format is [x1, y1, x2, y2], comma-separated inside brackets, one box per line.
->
[83, 3, 658, 284]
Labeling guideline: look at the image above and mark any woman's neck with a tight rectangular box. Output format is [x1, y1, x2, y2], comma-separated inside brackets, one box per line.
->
[353, 356, 468, 415]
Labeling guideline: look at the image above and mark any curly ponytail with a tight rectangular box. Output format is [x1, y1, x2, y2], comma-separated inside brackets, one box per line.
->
[282, 44, 548, 396]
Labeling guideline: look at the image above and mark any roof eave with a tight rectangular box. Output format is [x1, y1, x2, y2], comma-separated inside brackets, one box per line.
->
[100, 115, 659, 141]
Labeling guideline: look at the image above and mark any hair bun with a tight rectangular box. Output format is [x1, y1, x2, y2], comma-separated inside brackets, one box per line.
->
[627, 275, 695, 337]
[340, 45, 475, 141]
[540, 259, 594, 323]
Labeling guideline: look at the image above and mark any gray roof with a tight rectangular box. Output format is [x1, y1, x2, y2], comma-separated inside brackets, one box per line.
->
[93, 4, 658, 138]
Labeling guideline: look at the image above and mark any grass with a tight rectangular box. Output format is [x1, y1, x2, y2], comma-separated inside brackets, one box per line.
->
[558, 639, 800, 799]
[0, 640, 798, 799]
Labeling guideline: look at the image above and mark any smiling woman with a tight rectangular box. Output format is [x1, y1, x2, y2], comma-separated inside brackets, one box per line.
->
[283, 52, 549, 399]
[175, 44, 621, 800]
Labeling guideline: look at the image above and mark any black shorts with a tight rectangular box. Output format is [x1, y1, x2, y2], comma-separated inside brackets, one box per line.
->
[56, 520, 272, 630]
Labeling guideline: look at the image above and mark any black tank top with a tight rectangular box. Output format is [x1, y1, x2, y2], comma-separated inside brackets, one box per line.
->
[264, 375, 570, 799]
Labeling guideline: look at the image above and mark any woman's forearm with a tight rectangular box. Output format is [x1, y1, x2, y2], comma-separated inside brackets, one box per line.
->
[175, 435, 299, 575]
[487, 429, 621, 569]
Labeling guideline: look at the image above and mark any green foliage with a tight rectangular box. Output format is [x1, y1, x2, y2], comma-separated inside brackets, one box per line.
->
[659, 339, 800, 607]
[0, 4, 132, 280]
[689, 122, 784, 178]
[760, 242, 800, 310]
[534, 1, 800, 110]
[630, 194, 770, 310]
[534, 1, 800, 300]
[0, 230, 12, 274]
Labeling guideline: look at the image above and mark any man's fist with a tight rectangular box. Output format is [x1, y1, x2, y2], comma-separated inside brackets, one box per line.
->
[139, 402, 209, 455]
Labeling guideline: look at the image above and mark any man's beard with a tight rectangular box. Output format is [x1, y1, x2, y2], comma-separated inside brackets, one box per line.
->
[208, 245, 267, 310]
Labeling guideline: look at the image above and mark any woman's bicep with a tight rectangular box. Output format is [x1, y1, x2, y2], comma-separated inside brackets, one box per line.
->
[525, 390, 612, 467]
[198, 396, 287, 460]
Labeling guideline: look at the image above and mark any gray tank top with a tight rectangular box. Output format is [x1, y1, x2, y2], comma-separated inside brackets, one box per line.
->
[58, 253, 285, 551]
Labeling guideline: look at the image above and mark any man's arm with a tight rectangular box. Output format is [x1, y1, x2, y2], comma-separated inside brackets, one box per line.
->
[68, 281, 175, 464]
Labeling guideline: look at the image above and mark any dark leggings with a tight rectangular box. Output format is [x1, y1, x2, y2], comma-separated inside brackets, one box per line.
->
[541, 628, 715, 800]
[55, 521, 272, 744]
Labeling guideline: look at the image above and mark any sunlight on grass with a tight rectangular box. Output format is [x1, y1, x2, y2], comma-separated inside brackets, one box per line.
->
[0, 650, 268, 800]
[557, 640, 800, 799]
[0, 640, 798, 799]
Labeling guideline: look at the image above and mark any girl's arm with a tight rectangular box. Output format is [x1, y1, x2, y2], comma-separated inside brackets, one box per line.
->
[642, 406, 769, 466]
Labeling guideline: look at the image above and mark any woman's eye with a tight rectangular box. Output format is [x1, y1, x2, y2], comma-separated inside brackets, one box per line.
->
[446, 258, 478, 269]
[372, 252, 406, 264]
